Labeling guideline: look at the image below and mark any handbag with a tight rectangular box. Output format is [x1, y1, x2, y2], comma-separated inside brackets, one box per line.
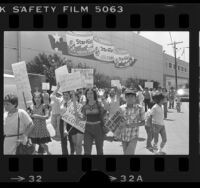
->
[15, 112, 35, 155]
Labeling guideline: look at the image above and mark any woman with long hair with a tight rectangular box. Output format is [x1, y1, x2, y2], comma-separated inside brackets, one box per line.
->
[81, 88, 106, 155]
[29, 92, 51, 155]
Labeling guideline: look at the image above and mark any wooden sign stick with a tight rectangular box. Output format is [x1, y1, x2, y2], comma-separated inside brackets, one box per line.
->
[22, 92, 28, 111]
[72, 90, 79, 130]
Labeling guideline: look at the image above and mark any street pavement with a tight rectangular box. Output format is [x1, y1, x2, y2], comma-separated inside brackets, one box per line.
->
[46, 102, 189, 155]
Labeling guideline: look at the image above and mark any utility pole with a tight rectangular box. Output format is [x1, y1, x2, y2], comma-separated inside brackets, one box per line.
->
[168, 41, 183, 91]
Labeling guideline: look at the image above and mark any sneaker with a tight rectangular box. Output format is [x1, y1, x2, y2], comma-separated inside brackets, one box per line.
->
[155, 150, 166, 155]
[146, 146, 154, 152]
[153, 145, 158, 151]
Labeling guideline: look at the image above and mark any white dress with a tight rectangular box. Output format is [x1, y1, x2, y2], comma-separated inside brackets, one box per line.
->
[4, 109, 33, 155]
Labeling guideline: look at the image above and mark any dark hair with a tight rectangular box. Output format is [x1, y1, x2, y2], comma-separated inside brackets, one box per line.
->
[152, 93, 165, 104]
[85, 88, 98, 104]
[125, 93, 137, 98]
[75, 92, 80, 103]
[4, 94, 18, 108]
[32, 93, 44, 105]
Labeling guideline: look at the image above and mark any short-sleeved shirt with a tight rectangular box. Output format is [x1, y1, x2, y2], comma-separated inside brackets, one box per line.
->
[143, 91, 151, 99]
[116, 104, 145, 142]
[50, 94, 63, 115]
[4, 109, 33, 155]
[150, 104, 164, 126]
[106, 96, 120, 117]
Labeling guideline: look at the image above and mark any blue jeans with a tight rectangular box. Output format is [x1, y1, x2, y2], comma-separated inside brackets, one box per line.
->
[153, 124, 167, 149]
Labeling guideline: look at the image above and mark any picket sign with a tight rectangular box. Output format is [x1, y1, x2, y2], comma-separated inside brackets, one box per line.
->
[51, 85, 57, 91]
[42, 82, 50, 90]
[104, 110, 126, 133]
[11, 61, 33, 110]
[71, 69, 94, 88]
[59, 72, 82, 92]
[55, 65, 69, 84]
[62, 99, 86, 133]
[145, 82, 153, 89]
[111, 80, 121, 88]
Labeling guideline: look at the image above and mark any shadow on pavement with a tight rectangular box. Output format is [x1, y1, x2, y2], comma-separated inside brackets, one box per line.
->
[104, 136, 115, 142]
[164, 119, 175, 121]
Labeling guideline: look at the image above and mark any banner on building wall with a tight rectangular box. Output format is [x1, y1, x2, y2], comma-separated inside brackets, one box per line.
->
[42, 82, 50, 90]
[145, 82, 153, 89]
[113, 48, 135, 68]
[59, 72, 82, 92]
[66, 31, 94, 56]
[93, 37, 114, 62]
[55, 65, 69, 84]
[11, 61, 33, 110]
[48, 33, 137, 69]
[71, 68, 94, 88]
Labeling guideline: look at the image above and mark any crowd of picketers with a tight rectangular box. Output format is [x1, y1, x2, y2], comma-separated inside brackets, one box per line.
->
[4, 84, 181, 155]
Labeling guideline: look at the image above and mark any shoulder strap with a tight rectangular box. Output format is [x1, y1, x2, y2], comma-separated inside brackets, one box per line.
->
[17, 110, 20, 139]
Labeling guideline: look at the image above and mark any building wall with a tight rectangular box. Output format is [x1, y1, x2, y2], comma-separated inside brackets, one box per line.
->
[163, 53, 189, 89]
[5, 31, 191, 88]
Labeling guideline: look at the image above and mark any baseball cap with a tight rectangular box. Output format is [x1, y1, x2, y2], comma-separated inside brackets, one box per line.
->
[125, 88, 137, 95]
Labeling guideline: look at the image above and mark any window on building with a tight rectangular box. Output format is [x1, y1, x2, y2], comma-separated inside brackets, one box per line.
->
[185, 68, 187, 72]
[182, 67, 184, 71]
[169, 63, 172, 68]
[178, 66, 180, 70]
[173, 64, 175, 69]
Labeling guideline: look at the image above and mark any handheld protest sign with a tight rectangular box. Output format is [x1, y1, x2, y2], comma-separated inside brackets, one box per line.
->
[11, 61, 33, 110]
[72, 68, 94, 88]
[51, 85, 57, 92]
[59, 72, 82, 92]
[55, 65, 69, 84]
[42, 82, 50, 91]
[145, 82, 153, 89]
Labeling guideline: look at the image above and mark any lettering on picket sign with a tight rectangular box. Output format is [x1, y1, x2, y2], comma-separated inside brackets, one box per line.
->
[105, 110, 125, 132]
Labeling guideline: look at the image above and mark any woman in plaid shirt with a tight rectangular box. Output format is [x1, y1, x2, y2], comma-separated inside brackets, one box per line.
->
[116, 89, 145, 155]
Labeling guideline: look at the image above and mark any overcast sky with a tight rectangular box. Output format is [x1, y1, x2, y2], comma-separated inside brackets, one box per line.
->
[139, 32, 189, 63]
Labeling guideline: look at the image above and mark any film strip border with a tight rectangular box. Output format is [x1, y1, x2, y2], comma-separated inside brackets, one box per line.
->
[0, 3, 200, 182]
[0, 4, 199, 29]
[0, 156, 194, 182]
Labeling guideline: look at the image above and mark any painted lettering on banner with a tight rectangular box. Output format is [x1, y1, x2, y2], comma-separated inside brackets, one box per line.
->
[66, 31, 93, 56]
[93, 36, 114, 62]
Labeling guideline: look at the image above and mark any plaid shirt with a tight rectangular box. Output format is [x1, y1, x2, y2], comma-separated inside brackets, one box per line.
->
[115, 104, 145, 142]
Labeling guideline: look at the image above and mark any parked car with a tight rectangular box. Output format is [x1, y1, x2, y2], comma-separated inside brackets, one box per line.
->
[176, 88, 189, 102]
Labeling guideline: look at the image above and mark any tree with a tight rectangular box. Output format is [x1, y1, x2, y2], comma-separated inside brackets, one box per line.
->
[26, 53, 110, 89]
[27, 53, 71, 87]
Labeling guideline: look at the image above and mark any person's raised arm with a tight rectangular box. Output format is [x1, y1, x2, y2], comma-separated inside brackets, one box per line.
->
[50, 82, 60, 98]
